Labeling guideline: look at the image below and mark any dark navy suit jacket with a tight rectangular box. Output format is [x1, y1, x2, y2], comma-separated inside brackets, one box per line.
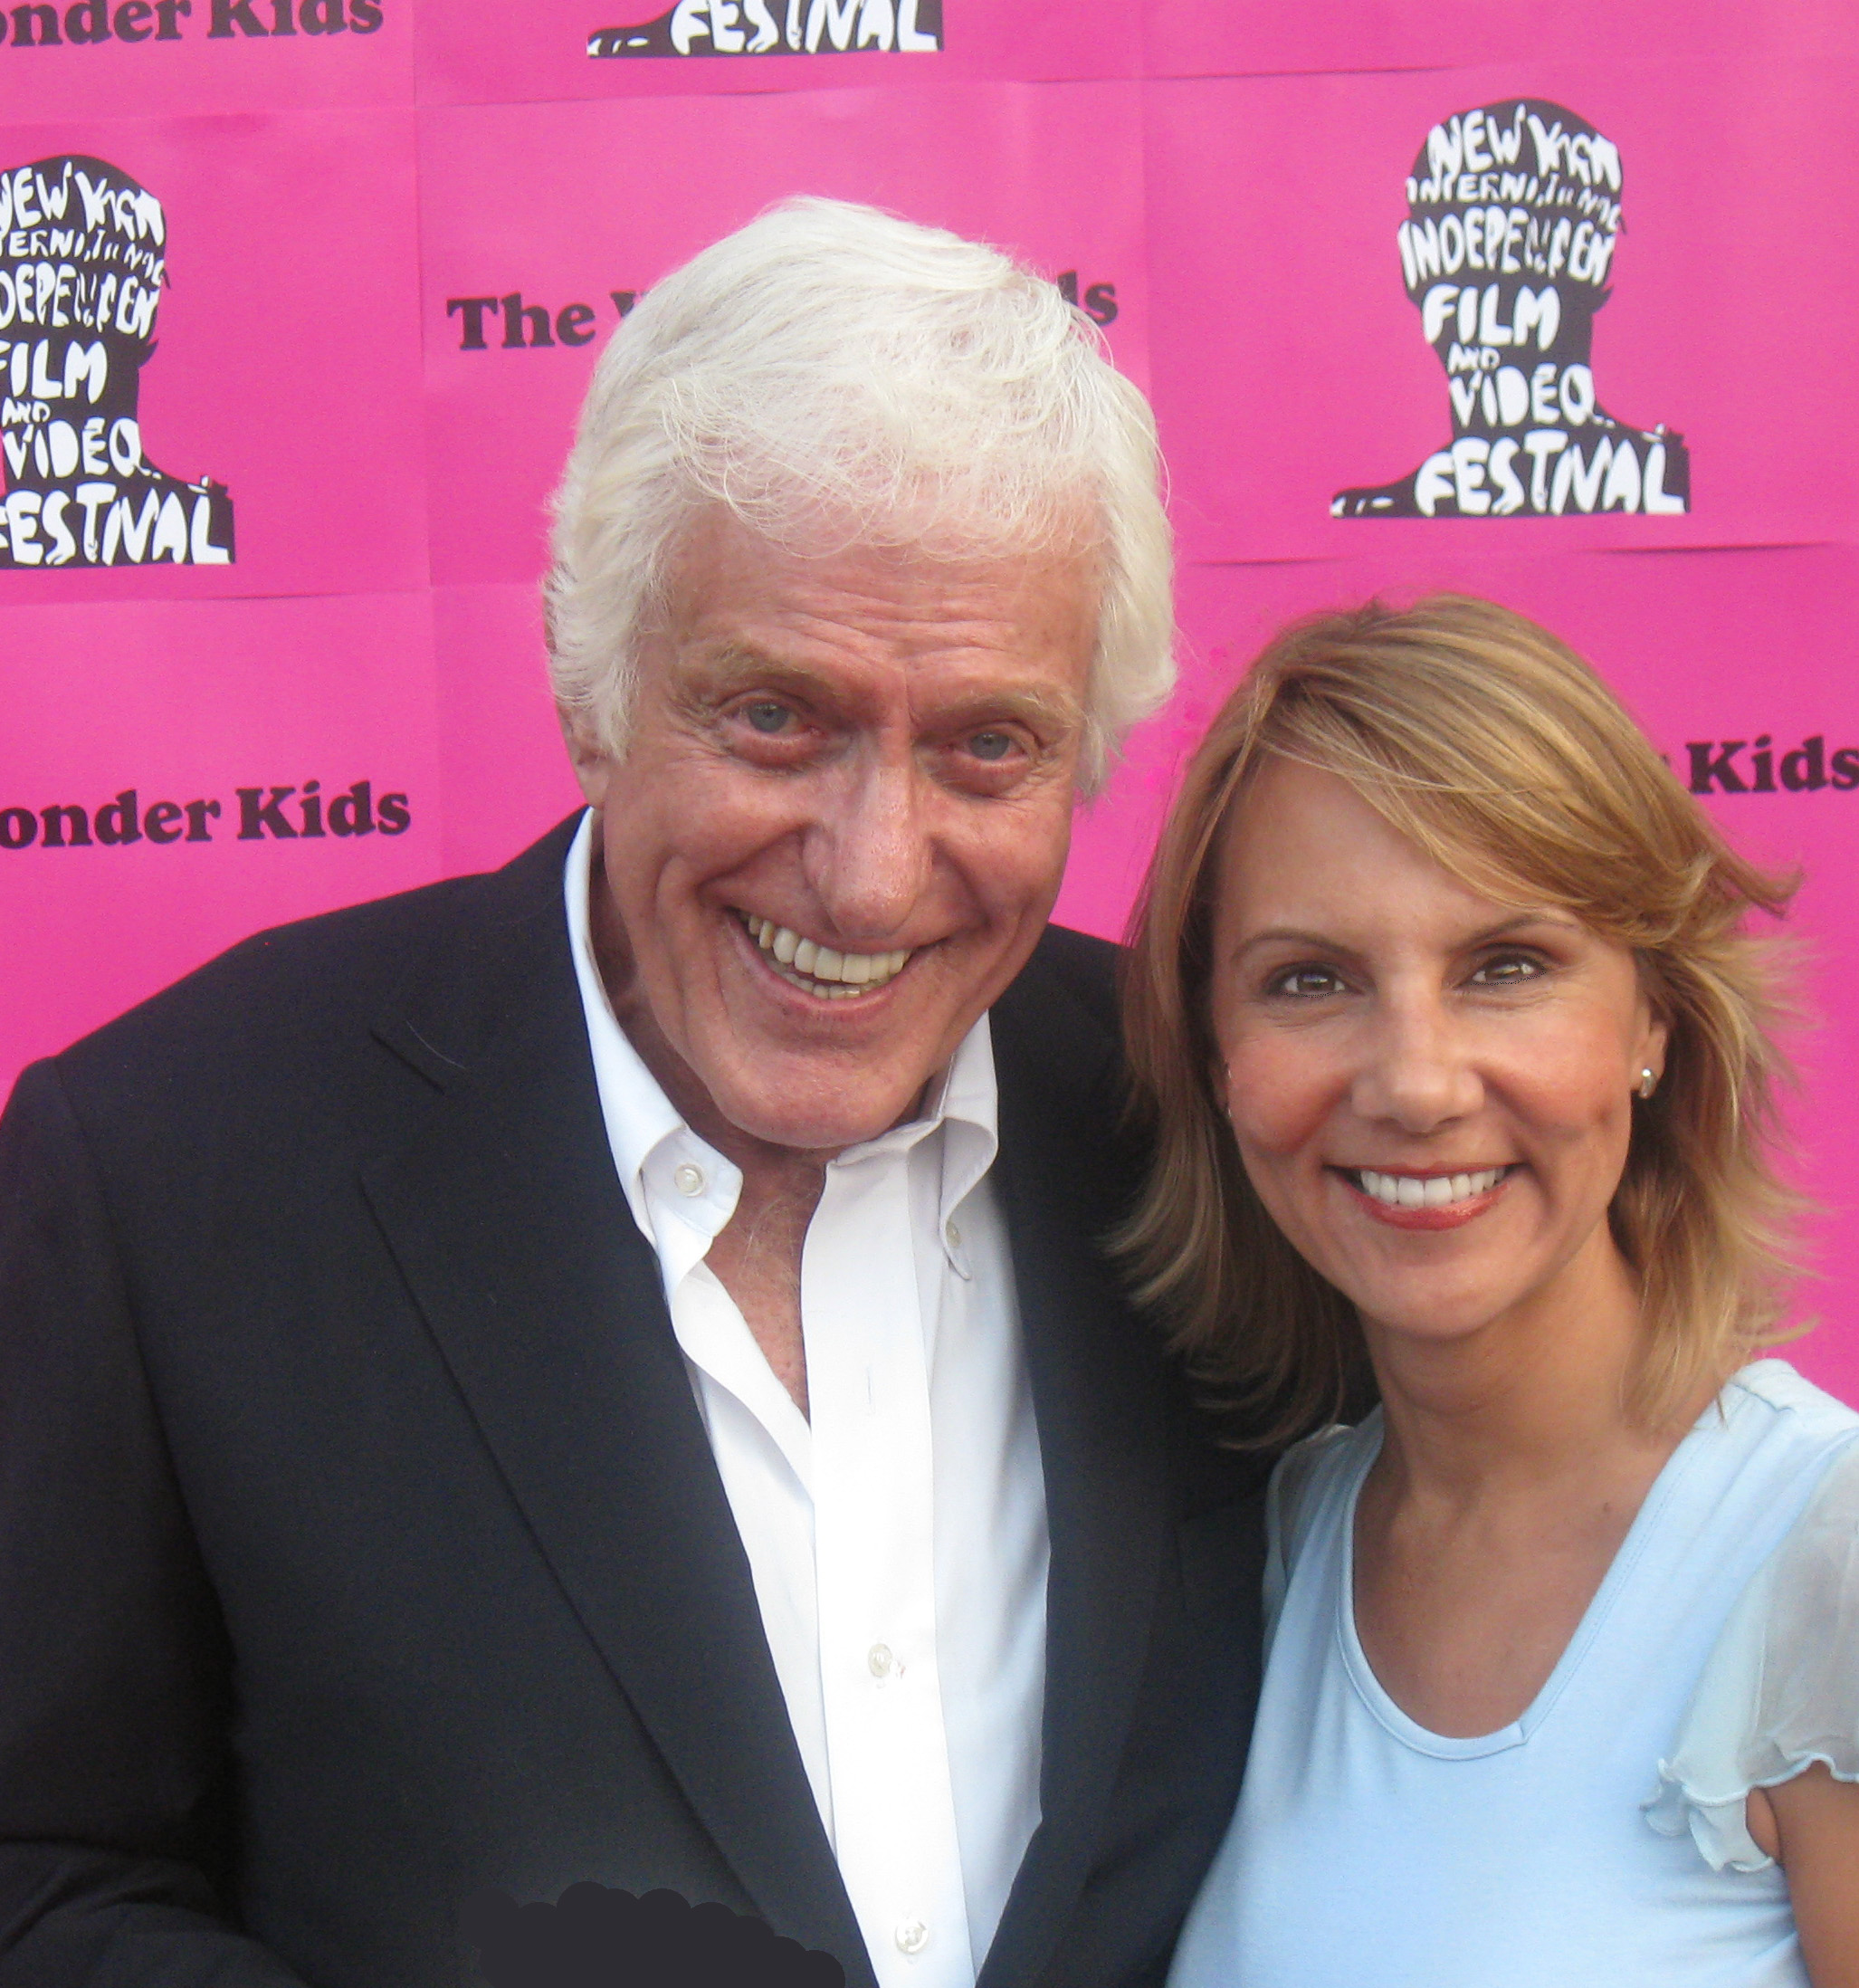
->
[0, 817, 1267, 1988]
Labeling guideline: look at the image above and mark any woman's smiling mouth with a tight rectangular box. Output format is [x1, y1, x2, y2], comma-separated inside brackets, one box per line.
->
[1335, 1165, 1518, 1228]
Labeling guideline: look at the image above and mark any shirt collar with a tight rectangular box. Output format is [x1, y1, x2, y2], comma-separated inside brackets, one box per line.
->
[564, 809, 1001, 1259]
[566, 811, 737, 1260]
[866, 1012, 1000, 1266]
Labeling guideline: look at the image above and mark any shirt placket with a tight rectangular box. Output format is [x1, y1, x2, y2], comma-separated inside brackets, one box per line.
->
[806, 1142, 974, 1988]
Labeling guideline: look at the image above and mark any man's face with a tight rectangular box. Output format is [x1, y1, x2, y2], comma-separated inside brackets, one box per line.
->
[570, 509, 1099, 1153]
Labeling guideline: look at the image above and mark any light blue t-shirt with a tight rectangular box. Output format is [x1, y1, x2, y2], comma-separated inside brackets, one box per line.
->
[1170, 1362, 1859, 1988]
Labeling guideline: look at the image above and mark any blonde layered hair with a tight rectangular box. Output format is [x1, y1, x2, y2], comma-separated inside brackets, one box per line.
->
[1120, 597, 1802, 1448]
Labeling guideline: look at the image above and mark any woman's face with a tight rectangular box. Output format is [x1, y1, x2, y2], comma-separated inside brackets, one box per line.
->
[1206, 756, 1667, 1352]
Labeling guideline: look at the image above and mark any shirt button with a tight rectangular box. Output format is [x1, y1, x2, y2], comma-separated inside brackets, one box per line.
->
[894, 1919, 929, 1955]
[867, 1643, 896, 1678]
[672, 1162, 706, 1197]
[945, 1218, 962, 1249]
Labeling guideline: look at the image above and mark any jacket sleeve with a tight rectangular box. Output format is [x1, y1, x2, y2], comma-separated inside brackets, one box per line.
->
[0, 1060, 306, 1985]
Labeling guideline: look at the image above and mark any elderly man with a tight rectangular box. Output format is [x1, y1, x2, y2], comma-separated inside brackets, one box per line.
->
[0, 200, 1264, 1988]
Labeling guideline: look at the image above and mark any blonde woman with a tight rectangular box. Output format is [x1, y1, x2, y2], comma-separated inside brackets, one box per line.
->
[1121, 599, 1859, 1985]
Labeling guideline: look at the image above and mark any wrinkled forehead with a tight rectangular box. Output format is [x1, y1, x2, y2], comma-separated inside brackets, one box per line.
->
[656, 477, 1107, 584]
[627, 521, 1095, 771]
[650, 502, 1104, 650]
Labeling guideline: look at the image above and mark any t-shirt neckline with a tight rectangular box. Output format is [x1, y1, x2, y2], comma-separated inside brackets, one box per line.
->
[1333, 1399, 1717, 1759]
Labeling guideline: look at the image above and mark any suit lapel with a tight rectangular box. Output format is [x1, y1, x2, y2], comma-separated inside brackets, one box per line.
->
[358, 830, 872, 1983]
[358, 836, 1167, 1988]
[979, 966, 1172, 1988]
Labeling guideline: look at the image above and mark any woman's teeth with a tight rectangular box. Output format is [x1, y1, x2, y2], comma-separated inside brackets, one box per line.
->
[743, 914, 912, 999]
[1354, 1166, 1509, 1209]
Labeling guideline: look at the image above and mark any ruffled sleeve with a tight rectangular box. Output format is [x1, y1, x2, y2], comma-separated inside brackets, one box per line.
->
[1644, 1436, 1859, 1871]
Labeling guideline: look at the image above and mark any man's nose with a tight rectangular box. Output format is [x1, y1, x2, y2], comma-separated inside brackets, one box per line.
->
[1349, 994, 1482, 1134]
[803, 753, 932, 943]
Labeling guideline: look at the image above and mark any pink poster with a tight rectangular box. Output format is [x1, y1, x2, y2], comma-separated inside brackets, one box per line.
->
[1145, 59, 1859, 559]
[0, 0, 412, 119]
[415, 0, 1139, 106]
[0, 109, 427, 597]
[432, 580, 584, 875]
[1145, 0, 1859, 78]
[419, 79, 1145, 587]
[0, 589, 441, 1078]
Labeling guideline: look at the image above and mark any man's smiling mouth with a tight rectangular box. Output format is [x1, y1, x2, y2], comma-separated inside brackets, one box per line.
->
[739, 913, 913, 1000]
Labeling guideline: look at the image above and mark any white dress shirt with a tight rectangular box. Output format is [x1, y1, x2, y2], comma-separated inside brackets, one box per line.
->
[563, 814, 1049, 1988]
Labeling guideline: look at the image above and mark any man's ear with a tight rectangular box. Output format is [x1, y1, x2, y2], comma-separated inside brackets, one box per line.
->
[559, 709, 612, 808]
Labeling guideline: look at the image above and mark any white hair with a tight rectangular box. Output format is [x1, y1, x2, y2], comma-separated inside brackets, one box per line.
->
[545, 196, 1174, 792]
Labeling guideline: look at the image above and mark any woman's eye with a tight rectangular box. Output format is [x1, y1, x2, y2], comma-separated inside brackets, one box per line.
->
[1471, 953, 1543, 986]
[1269, 967, 1345, 999]
[966, 730, 1016, 762]
[741, 702, 793, 735]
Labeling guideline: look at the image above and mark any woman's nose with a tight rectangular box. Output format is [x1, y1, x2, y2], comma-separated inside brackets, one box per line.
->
[1349, 997, 1483, 1133]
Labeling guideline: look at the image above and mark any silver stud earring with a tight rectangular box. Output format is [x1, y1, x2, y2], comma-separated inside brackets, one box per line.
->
[1636, 1067, 1657, 1100]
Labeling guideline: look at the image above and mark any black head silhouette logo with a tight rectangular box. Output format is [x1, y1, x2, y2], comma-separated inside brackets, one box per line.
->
[465, 1884, 847, 1988]
[0, 155, 234, 569]
[1332, 100, 1688, 520]
[589, 0, 939, 59]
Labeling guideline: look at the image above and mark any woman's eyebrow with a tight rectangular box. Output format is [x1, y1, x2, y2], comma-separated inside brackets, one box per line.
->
[1233, 926, 1356, 960]
[1465, 909, 1583, 941]
[1231, 910, 1579, 961]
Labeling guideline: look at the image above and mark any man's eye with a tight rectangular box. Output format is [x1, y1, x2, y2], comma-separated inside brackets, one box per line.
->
[742, 702, 793, 735]
[967, 731, 1015, 762]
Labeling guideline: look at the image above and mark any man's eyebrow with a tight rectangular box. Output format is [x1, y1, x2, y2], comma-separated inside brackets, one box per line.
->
[681, 645, 841, 702]
[683, 646, 1083, 731]
[946, 683, 1083, 732]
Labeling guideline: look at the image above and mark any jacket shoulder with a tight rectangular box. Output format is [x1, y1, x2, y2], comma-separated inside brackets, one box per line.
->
[988, 924, 1132, 1203]
[1027, 923, 1121, 1032]
[995, 923, 1122, 1066]
[48, 817, 580, 1120]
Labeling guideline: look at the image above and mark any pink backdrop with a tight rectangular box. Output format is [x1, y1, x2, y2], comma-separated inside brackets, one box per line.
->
[4, 2, 1856, 1400]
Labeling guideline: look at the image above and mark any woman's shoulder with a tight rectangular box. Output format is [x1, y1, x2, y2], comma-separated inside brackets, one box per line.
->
[1261, 1417, 1379, 1631]
[1268, 1417, 1377, 1547]
[1719, 1356, 1859, 1447]
[1673, 1356, 1859, 1511]
[1644, 1372, 1859, 1873]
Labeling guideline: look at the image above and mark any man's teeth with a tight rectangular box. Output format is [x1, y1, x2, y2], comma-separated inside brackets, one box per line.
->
[1355, 1167, 1508, 1209]
[743, 914, 911, 999]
